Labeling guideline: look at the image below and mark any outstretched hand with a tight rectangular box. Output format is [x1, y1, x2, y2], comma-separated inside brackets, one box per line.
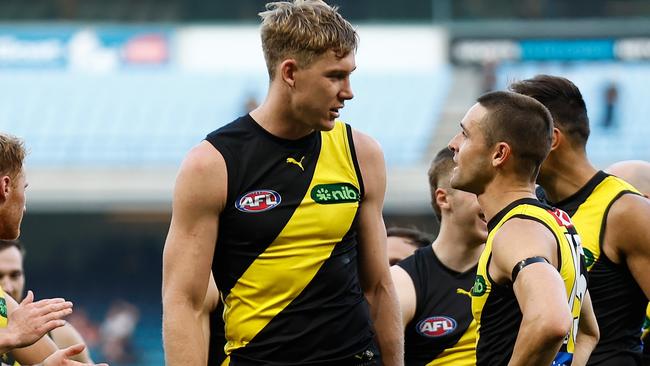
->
[7, 291, 73, 348]
[44, 344, 108, 366]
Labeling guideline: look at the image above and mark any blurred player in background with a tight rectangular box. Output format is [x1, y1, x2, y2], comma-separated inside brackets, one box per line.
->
[0, 133, 106, 365]
[448, 91, 598, 366]
[511, 75, 650, 365]
[391, 147, 486, 365]
[0, 240, 94, 364]
[386, 227, 430, 266]
[162, 0, 402, 365]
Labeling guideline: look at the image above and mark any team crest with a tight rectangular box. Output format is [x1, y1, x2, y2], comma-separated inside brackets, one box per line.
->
[0, 297, 6, 318]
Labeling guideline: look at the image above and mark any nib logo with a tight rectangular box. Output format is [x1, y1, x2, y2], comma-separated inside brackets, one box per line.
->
[311, 183, 360, 204]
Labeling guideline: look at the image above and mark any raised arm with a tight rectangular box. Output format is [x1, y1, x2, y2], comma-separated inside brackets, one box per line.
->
[49, 322, 94, 363]
[4, 290, 68, 363]
[490, 219, 572, 366]
[352, 130, 403, 366]
[162, 141, 226, 365]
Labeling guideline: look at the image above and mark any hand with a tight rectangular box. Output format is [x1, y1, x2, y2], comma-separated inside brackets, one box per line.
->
[7, 291, 73, 348]
[44, 344, 108, 366]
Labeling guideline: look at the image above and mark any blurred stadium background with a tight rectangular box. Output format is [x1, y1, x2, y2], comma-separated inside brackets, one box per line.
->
[1, 0, 649, 364]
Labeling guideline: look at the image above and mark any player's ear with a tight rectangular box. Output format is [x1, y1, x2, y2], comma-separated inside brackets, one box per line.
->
[0, 175, 10, 201]
[550, 127, 562, 151]
[280, 59, 299, 88]
[435, 188, 450, 211]
[492, 142, 510, 168]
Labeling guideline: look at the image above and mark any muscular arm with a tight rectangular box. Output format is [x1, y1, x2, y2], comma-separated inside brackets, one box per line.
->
[389, 265, 416, 329]
[607, 194, 650, 299]
[353, 130, 403, 366]
[490, 219, 572, 366]
[162, 141, 226, 365]
[201, 273, 219, 360]
[572, 290, 599, 366]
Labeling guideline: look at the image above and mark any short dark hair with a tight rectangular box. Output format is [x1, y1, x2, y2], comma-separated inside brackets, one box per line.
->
[509, 75, 590, 149]
[0, 240, 25, 259]
[427, 148, 455, 221]
[477, 90, 553, 180]
[386, 227, 430, 248]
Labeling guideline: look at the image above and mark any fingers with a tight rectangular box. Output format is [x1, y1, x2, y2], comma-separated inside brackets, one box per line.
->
[40, 319, 68, 334]
[31, 299, 73, 317]
[62, 343, 86, 357]
[20, 290, 34, 305]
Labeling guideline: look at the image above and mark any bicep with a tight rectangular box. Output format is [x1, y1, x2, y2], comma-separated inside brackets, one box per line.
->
[352, 130, 389, 290]
[613, 195, 650, 299]
[513, 262, 569, 317]
[390, 266, 416, 327]
[162, 142, 227, 308]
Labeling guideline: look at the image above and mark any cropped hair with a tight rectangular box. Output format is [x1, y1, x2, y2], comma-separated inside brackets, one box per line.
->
[427, 148, 455, 221]
[386, 227, 431, 248]
[477, 91, 553, 180]
[0, 240, 25, 259]
[0, 133, 26, 181]
[509, 75, 590, 149]
[259, 0, 358, 79]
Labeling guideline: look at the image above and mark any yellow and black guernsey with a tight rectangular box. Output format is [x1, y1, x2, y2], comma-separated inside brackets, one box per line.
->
[539, 171, 645, 365]
[0, 287, 19, 366]
[397, 246, 477, 366]
[471, 198, 587, 366]
[205, 115, 376, 366]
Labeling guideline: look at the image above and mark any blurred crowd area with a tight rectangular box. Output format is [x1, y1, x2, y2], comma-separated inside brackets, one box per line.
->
[1, 0, 650, 21]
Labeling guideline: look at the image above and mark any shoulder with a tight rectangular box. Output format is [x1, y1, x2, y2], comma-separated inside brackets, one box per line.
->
[350, 128, 384, 163]
[174, 141, 227, 212]
[607, 192, 650, 254]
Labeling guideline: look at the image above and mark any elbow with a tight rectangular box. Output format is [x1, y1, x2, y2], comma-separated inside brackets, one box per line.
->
[541, 311, 573, 343]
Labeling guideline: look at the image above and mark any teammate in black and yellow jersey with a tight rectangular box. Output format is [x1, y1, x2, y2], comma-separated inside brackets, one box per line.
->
[606, 160, 650, 366]
[391, 148, 487, 366]
[162, 1, 403, 365]
[447, 91, 599, 366]
[512, 76, 650, 366]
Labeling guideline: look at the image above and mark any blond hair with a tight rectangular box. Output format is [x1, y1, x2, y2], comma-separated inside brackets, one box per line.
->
[0, 133, 26, 180]
[259, 0, 358, 79]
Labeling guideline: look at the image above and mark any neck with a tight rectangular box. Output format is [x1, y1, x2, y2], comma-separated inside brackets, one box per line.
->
[538, 149, 598, 203]
[478, 174, 537, 224]
[250, 86, 315, 140]
[432, 221, 484, 273]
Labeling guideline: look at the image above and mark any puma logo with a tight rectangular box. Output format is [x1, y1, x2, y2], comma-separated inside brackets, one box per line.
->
[286, 156, 305, 171]
[456, 288, 472, 298]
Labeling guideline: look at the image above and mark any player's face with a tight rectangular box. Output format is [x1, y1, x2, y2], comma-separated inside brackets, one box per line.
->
[387, 236, 419, 266]
[0, 246, 25, 301]
[447, 189, 488, 244]
[292, 50, 355, 131]
[0, 170, 27, 241]
[448, 104, 493, 195]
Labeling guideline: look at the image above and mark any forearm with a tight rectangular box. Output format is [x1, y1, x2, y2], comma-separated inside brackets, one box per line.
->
[0, 329, 18, 355]
[366, 281, 403, 366]
[508, 320, 565, 366]
[12, 334, 58, 364]
[571, 331, 598, 366]
[163, 297, 207, 365]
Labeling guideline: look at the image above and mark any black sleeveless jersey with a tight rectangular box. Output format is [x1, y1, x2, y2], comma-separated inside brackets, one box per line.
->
[205, 115, 375, 365]
[539, 172, 646, 365]
[397, 246, 477, 366]
[208, 301, 227, 366]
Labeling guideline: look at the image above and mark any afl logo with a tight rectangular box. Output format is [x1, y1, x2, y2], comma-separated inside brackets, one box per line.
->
[235, 190, 281, 213]
[416, 316, 457, 338]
